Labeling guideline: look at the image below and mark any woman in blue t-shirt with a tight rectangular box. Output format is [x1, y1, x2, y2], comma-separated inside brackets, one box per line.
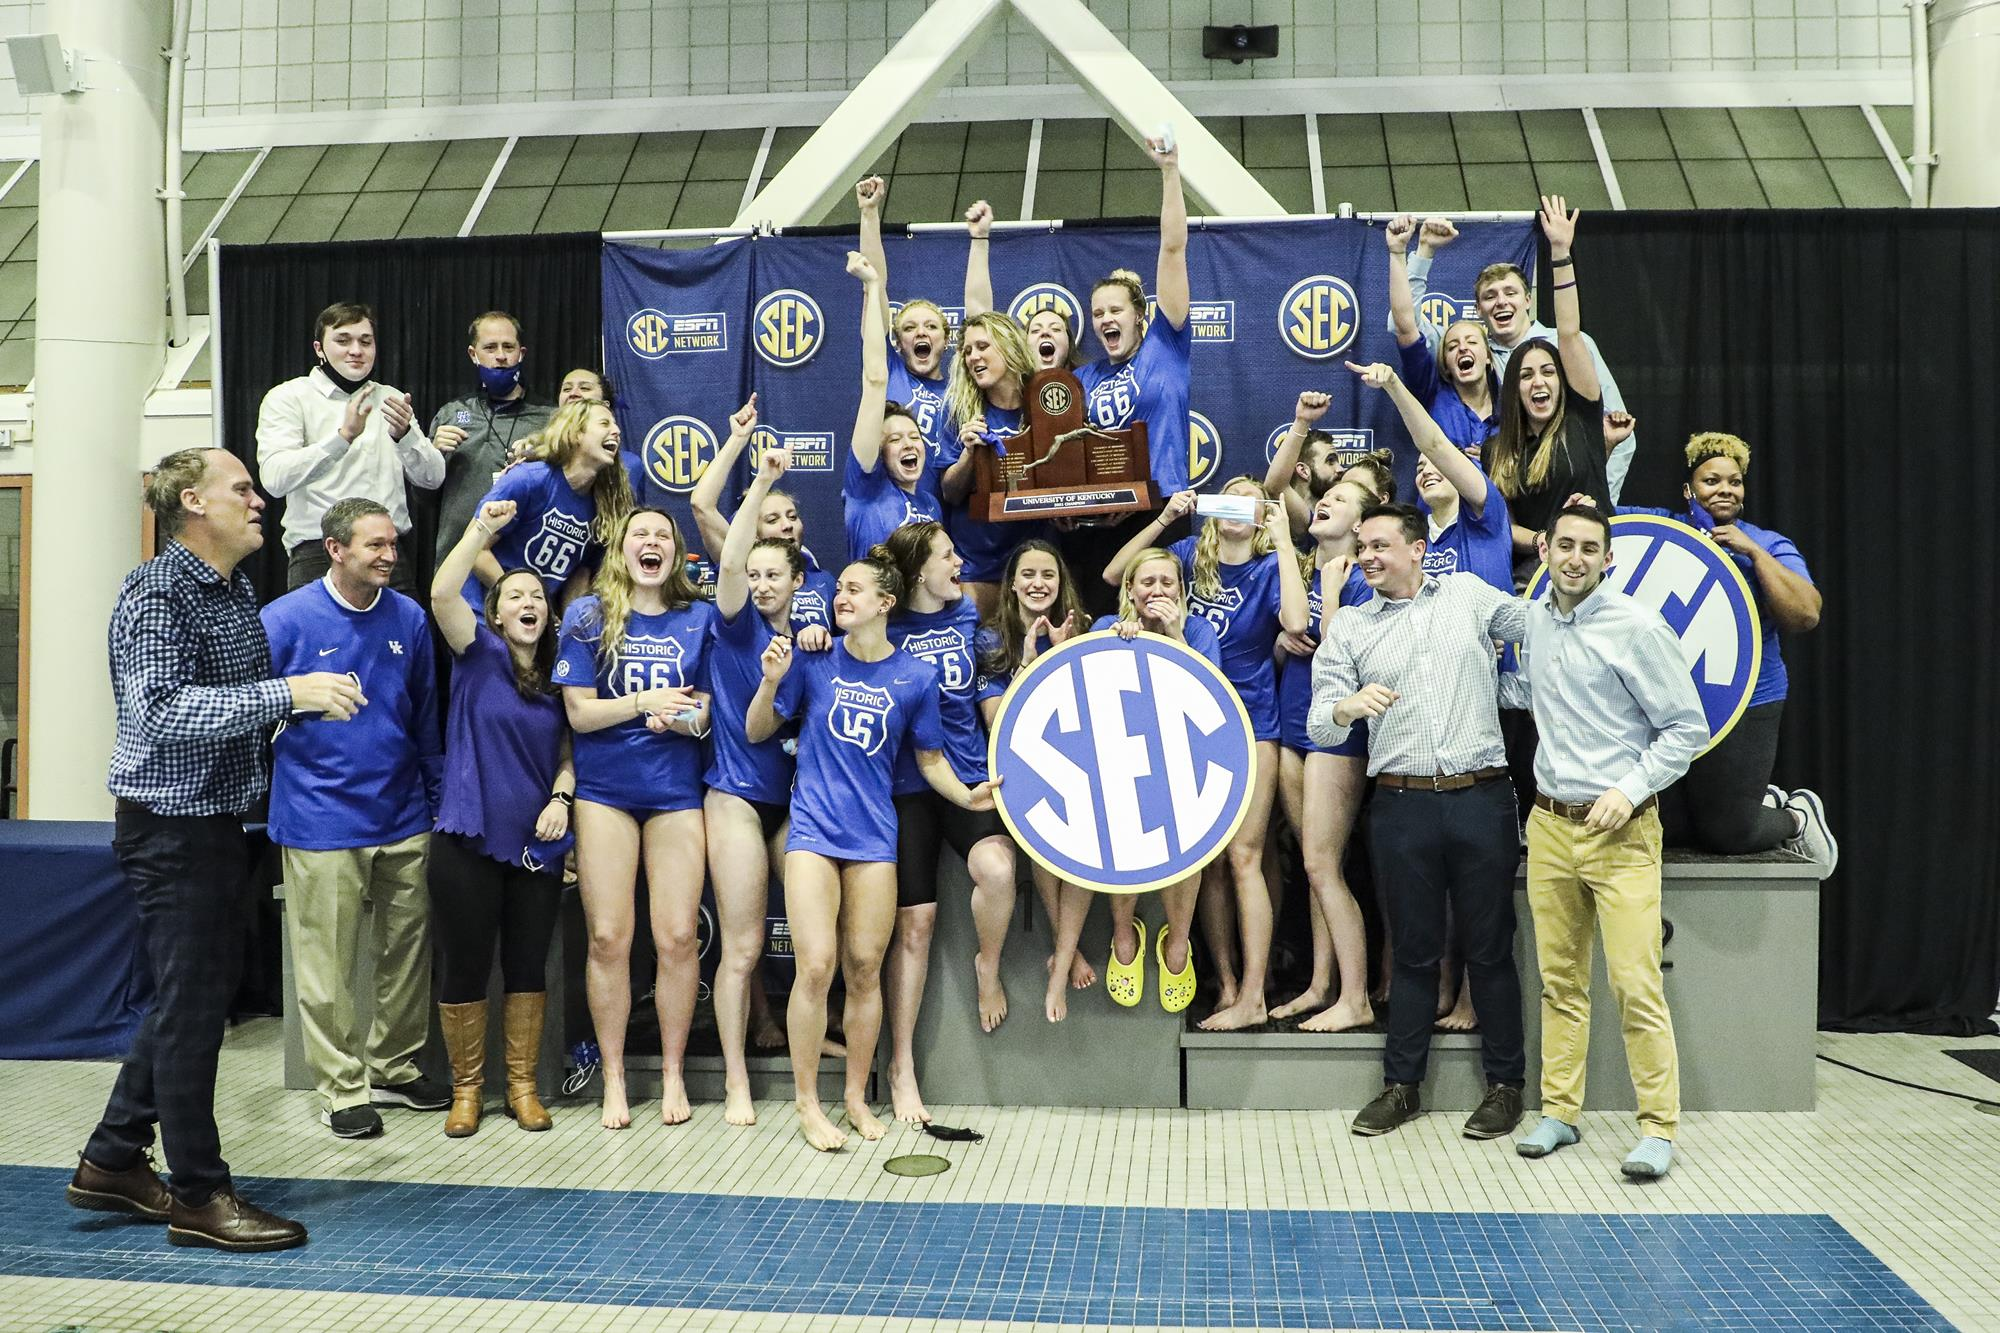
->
[554, 508, 714, 1133]
[937, 311, 1043, 617]
[427, 501, 574, 1137]
[976, 540, 1094, 1023]
[1088, 548, 1225, 1016]
[745, 554, 998, 1153]
[1270, 479, 1379, 1035]
[874, 521, 1018, 1124]
[690, 393, 837, 637]
[1105, 479, 1306, 1032]
[856, 175, 997, 467]
[702, 446, 833, 1128]
[1384, 214, 1499, 455]
[467, 399, 633, 610]
[842, 251, 943, 562]
[1621, 432, 1833, 867]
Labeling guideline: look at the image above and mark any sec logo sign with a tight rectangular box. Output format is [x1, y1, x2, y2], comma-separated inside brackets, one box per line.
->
[1007, 282, 1084, 346]
[641, 415, 719, 493]
[753, 289, 823, 367]
[1278, 275, 1359, 360]
[1525, 514, 1762, 751]
[1187, 410, 1221, 488]
[988, 632, 1256, 893]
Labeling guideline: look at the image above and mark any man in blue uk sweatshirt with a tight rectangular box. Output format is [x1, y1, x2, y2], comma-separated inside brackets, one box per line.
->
[262, 497, 447, 1138]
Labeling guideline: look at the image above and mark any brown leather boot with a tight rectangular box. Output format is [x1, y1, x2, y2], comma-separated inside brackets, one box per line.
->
[439, 1000, 486, 1138]
[502, 992, 552, 1131]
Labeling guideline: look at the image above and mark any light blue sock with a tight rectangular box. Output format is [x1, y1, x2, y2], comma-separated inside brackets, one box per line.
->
[1515, 1116, 1580, 1159]
[1621, 1136, 1674, 1179]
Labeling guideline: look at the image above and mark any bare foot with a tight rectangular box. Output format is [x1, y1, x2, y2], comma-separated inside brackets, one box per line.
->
[1437, 971, 1459, 1019]
[1435, 986, 1478, 1032]
[1270, 986, 1329, 1020]
[796, 1098, 847, 1152]
[659, 1073, 692, 1126]
[600, 1074, 633, 1130]
[821, 1035, 847, 1059]
[974, 952, 1008, 1033]
[845, 1097, 888, 1141]
[1213, 979, 1240, 1012]
[1069, 952, 1097, 990]
[1300, 995, 1375, 1033]
[888, 1064, 932, 1125]
[724, 1080, 757, 1127]
[1045, 968, 1068, 1023]
[1197, 998, 1269, 1032]
[750, 1019, 787, 1051]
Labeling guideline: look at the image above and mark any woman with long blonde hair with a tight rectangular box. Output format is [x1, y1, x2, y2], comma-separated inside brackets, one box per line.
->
[1103, 476, 1307, 1030]
[463, 399, 632, 610]
[554, 507, 714, 1132]
[937, 310, 1042, 618]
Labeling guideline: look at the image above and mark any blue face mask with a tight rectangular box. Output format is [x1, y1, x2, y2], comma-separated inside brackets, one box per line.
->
[478, 363, 523, 399]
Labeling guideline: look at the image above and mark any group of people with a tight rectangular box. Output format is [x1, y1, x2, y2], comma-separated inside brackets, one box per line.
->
[64, 138, 1839, 1252]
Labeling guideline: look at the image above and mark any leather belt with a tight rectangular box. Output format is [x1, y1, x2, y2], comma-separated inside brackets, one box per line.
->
[1376, 766, 1510, 793]
[1534, 791, 1657, 822]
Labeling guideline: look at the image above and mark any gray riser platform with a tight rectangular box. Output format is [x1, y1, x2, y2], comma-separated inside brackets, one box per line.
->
[1184, 1031, 1491, 1111]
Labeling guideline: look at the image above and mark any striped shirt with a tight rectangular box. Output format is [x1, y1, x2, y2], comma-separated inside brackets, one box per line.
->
[1307, 572, 1528, 778]
[107, 541, 294, 816]
[1516, 585, 1708, 806]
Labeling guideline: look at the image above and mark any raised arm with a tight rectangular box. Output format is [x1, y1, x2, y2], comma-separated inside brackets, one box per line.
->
[430, 500, 517, 655]
[690, 394, 759, 561]
[1266, 501, 1309, 635]
[1148, 135, 1189, 330]
[855, 176, 894, 335]
[1538, 194, 1601, 402]
[1346, 360, 1489, 515]
[848, 250, 890, 475]
[1102, 489, 1196, 587]
[963, 199, 994, 319]
[718, 444, 788, 621]
[1384, 215, 1420, 347]
[1264, 390, 1331, 535]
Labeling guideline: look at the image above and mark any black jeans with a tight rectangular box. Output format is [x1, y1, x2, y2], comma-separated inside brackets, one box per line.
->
[85, 805, 256, 1205]
[1661, 700, 1792, 854]
[1369, 777, 1525, 1087]
[427, 831, 562, 1004]
[287, 539, 419, 593]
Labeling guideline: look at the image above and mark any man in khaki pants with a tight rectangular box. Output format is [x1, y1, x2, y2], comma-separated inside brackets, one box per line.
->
[1508, 505, 1708, 1180]
[262, 498, 448, 1138]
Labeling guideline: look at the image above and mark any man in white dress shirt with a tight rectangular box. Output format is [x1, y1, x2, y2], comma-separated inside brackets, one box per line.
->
[255, 301, 444, 591]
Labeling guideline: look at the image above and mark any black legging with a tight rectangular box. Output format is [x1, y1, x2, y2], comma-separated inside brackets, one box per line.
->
[428, 831, 562, 1004]
[1661, 700, 1794, 854]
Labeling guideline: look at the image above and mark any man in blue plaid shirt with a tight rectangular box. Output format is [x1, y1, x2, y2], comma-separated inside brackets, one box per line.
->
[65, 448, 360, 1254]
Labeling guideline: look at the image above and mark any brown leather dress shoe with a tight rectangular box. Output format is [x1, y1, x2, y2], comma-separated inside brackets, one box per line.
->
[168, 1190, 308, 1252]
[66, 1153, 171, 1222]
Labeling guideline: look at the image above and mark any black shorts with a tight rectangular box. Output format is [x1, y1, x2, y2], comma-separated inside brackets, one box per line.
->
[750, 798, 789, 844]
[894, 790, 1006, 909]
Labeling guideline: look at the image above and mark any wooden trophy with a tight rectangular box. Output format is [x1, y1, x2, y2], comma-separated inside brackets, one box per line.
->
[969, 367, 1155, 523]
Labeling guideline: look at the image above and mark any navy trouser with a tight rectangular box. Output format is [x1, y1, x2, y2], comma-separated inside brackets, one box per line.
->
[1369, 777, 1526, 1087]
[85, 805, 255, 1206]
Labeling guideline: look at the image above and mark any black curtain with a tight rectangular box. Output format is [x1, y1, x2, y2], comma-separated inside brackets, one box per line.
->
[1577, 210, 2000, 1033]
[215, 232, 603, 602]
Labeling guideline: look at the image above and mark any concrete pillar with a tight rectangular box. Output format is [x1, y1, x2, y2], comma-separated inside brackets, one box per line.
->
[27, 0, 167, 817]
[1928, 0, 2000, 206]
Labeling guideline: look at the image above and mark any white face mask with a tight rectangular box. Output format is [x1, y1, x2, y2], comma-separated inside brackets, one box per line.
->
[1194, 494, 1268, 525]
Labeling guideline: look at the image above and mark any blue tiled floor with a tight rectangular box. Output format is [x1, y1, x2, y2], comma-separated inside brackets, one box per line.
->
[0, 1167, 1952, 1331]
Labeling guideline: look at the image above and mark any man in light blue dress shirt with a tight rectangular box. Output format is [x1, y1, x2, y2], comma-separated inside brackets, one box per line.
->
[1507, 504, 1708, 1181]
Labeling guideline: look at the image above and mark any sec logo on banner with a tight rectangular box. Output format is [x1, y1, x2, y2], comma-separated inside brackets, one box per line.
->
[1007, 283, 1084, 346]
[1419, 292, 1479, 331]
[1524, 514, 1762, 752]
[642, 415, 719, 493]
[1187, 410, 1222, 488]
[988, 631, 1256, 894]
[753, 289, 823, 367]
[1278, 275, 1359, 360]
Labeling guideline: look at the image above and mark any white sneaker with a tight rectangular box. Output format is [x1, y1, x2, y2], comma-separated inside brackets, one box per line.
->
[1782, 787, 1837, 877]
[1762, 784, 1785, 809]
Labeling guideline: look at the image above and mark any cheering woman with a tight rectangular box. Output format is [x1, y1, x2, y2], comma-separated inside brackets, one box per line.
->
[976, 541, 1094, 1022]
[690, 393, 837, 635]
[842, 253, 942, 561]
[467, 399, 632, 608]
[555, 509, 713, 1130]
[428, 501, 573, 1135]
[746, 554, 998, 1151]
[937, 311, 1043, 616]
[1385, 214, 1498, 453]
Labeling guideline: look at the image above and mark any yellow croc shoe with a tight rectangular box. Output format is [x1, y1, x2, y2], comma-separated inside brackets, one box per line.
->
[1157, 923, 1196, 1014]
[1105, 917, 1146, 1008]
